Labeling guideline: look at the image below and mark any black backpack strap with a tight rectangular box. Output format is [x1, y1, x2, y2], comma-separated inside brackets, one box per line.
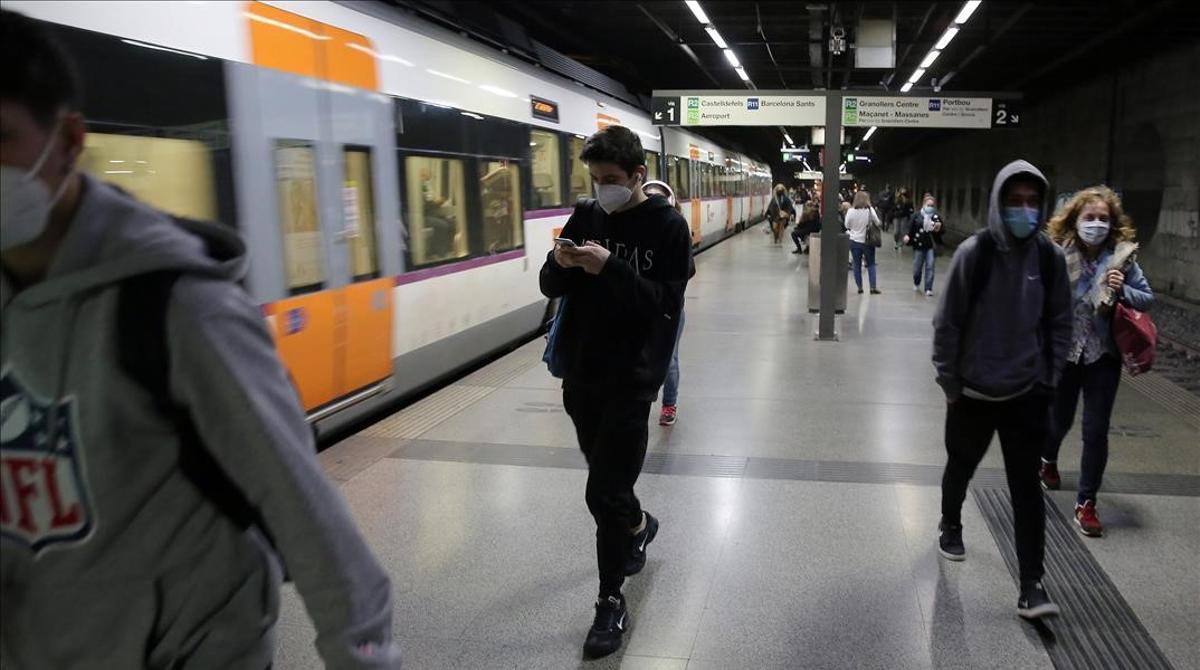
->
[117, 270, 269, 544]
[1035, 234, 1060, 387]
[968, 229, 995, 305]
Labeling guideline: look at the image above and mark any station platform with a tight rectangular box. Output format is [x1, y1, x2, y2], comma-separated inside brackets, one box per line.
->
[275, 229, 1200, 670]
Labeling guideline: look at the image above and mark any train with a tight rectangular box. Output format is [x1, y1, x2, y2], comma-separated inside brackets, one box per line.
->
[8, 0, 773, 435]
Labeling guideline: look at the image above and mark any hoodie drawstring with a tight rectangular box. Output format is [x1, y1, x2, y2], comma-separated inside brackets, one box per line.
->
[45, 298, 82, 454]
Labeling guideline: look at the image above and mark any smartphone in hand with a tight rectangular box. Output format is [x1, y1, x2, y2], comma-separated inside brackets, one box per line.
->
[554, 237, 577, 248]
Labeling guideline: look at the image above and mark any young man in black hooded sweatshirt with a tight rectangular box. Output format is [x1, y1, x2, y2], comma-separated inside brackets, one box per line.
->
[539, 125, 691, 658]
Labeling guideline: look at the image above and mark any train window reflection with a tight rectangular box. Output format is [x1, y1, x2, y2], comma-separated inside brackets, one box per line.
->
[81, 133, 217, 222]
[405, 156, 468, 267]
[644, 150, 659, 181]
[530, 130, 562, 209]
[568, 136, 590, 203]
[479, 160, 524, 254]
[273, 140, 325, 294]
[342, 147, 379, 280]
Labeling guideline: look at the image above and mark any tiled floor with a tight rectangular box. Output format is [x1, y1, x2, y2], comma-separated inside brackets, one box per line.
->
[279, 228, 1200, 669]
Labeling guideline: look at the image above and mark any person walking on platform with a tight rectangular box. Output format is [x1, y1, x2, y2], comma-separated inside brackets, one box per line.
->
[905, 195, 944, 296]
[539, 126, 691, 658]
[642, 179, 696, 427]
[0, 10, 401, 668]
[932, 160, 1073, 620]
[1039, 187, 1154, 537]
[877, 183, 895, 232]
[844, 190, 882, 294]
[765, 183, 795, 245]
[892, 187, 913, 251]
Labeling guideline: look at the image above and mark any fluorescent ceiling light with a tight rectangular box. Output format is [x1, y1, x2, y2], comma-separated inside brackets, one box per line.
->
[863, 126, 877, 141]
[920, 50, 941, 69]
[427, 69, 471, 84]
[734, 66, 750, 82]
[684, 1, 710, 25]
[705, 25, 727, 49]
[907, 68, 926, 84]
[723, 49, 741, 68]
[955, 0, 982, 24]
[121, 38, 208, 60]
[479, 84, 518, 98]
[900, 82, 914, 93]
[935, 26, 960, 50]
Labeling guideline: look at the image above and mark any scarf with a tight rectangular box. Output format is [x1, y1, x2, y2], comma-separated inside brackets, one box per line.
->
[1063, 239, 1138, 309]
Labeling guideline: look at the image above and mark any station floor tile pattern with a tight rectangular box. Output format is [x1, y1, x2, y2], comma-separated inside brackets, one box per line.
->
[280, 228, 1199, 669]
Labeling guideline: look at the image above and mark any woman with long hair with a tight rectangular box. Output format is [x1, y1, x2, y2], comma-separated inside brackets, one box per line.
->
[904, 195, 944, 297]
[1040, 186, 1154, 537]
[765, 184, 795, 245]
[844, 190, 882, 294]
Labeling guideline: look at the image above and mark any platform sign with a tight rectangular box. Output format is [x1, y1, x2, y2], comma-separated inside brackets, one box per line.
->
[651, 94, 825, 126]
[991, 99, 1022, 128]
[842, 96, 993, 128]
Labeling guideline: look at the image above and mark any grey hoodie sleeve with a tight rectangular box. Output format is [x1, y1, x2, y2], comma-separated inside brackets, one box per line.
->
[1045, 246, 1073, 389]
[165, 277, 401, 669]
[931, 239, 976, 400]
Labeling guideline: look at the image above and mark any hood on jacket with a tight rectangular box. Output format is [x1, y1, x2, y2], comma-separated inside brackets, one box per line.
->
[986, 159, 1049, 252]
[4, 172, 246, 309]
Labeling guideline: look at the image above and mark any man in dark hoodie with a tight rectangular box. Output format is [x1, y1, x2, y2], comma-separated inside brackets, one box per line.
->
[0, 10, 400, 668]
[539, 125, 691, 658]
[932, 159, 1073, 620]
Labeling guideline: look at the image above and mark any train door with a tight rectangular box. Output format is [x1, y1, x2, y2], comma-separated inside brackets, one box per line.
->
[230, 3, 402, 413]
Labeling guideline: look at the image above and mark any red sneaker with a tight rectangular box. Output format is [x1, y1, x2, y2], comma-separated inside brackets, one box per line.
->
[1039, 461, 1061, 490]
[1075, 500, 1104, 537]
[658, 405, 677, 426]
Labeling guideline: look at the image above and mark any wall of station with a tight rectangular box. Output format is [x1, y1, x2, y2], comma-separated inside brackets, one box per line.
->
[866, 43, 1200, 302]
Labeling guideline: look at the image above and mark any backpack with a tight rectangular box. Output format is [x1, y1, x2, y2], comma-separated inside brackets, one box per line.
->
[117, 227, 281, 568]
[968, 230, 1060, 386]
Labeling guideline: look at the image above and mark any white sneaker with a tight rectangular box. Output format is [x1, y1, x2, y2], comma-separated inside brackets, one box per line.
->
[925, 290, 934, 297]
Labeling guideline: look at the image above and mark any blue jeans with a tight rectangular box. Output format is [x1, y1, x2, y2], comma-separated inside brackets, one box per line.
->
[913, 248, 935, 291]
[661, 311, 685, 406]
[850, 241, 877, 291]
[1043, 355, 1122, 504]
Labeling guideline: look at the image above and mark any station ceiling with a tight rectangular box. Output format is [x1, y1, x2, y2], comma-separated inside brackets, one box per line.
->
[384, 0, 1197, 172]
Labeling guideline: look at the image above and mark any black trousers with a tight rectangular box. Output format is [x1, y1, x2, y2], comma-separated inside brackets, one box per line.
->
[563, 387, 651, 598]
[940, 390, 1049, 584]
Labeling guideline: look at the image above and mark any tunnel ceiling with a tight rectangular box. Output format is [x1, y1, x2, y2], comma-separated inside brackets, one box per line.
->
[381, 0, 1198, 171]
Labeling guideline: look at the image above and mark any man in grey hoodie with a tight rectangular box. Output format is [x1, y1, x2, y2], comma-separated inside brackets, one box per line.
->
[0, 10, 401, 668]
[931, 160, 1073, 620]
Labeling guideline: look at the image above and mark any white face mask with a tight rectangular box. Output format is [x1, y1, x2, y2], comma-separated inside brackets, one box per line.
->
[1077, 217, 1110, 247]
[1, 119, 68, 251]
[595, 174, 637, 215]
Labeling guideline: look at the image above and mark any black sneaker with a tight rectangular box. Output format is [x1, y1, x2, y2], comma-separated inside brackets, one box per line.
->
[1017, 581, 1061, 620]
[938, 520, 966, 561]
[625, 512, 660, 576]
[583, 595, 629, 659]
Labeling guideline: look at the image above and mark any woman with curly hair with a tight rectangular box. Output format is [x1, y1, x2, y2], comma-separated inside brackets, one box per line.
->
[1039, 186, 1154, 537]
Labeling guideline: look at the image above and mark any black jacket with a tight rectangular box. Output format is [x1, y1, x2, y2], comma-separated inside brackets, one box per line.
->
[766, 194, 795, 221]
[539, 197, 692, 400]
[907, 211, 944, 250]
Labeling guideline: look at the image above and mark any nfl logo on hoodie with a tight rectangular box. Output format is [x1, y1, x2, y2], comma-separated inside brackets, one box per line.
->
[0, 368, 94, 552]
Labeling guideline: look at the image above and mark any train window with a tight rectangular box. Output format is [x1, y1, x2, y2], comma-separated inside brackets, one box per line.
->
[479, 160, 524, 254]
[675, 158, 691, 200]
[405, 155, 469, 267]
[273, 141, 325, 294]
[645, 150, 660, 181]
[530, 130, 562, 209]
[568, 136, 591, 203]
[342, 147, 380, 281]
[81, 133, 217, 222]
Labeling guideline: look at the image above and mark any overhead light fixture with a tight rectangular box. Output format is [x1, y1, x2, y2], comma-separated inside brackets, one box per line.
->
[863, 126, 877, 141]
[954, 0, 982, 24]
[907, 68, 926, 84]
[920, 50, 941, 69]
[684, 0, 710, 25]
[900, 82, 914, 93]
[935, 26, 960, 50]
[705, 25, 728, 49]
[734, 66, 750, 82]
[723, 49, 741, 68]
[783, 132, 794, 144]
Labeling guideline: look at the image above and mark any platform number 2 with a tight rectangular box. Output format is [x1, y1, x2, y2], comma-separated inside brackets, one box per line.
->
[995, 109, 1008, 125]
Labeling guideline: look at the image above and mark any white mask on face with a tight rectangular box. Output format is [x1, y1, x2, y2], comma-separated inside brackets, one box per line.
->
[1, 118, 69, 251]
[1077, 217, 1110, 247]
[595, 173, 638, 214]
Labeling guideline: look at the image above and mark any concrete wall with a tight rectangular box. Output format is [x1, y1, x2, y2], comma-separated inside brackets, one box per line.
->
[865, 43, 1200, 302]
